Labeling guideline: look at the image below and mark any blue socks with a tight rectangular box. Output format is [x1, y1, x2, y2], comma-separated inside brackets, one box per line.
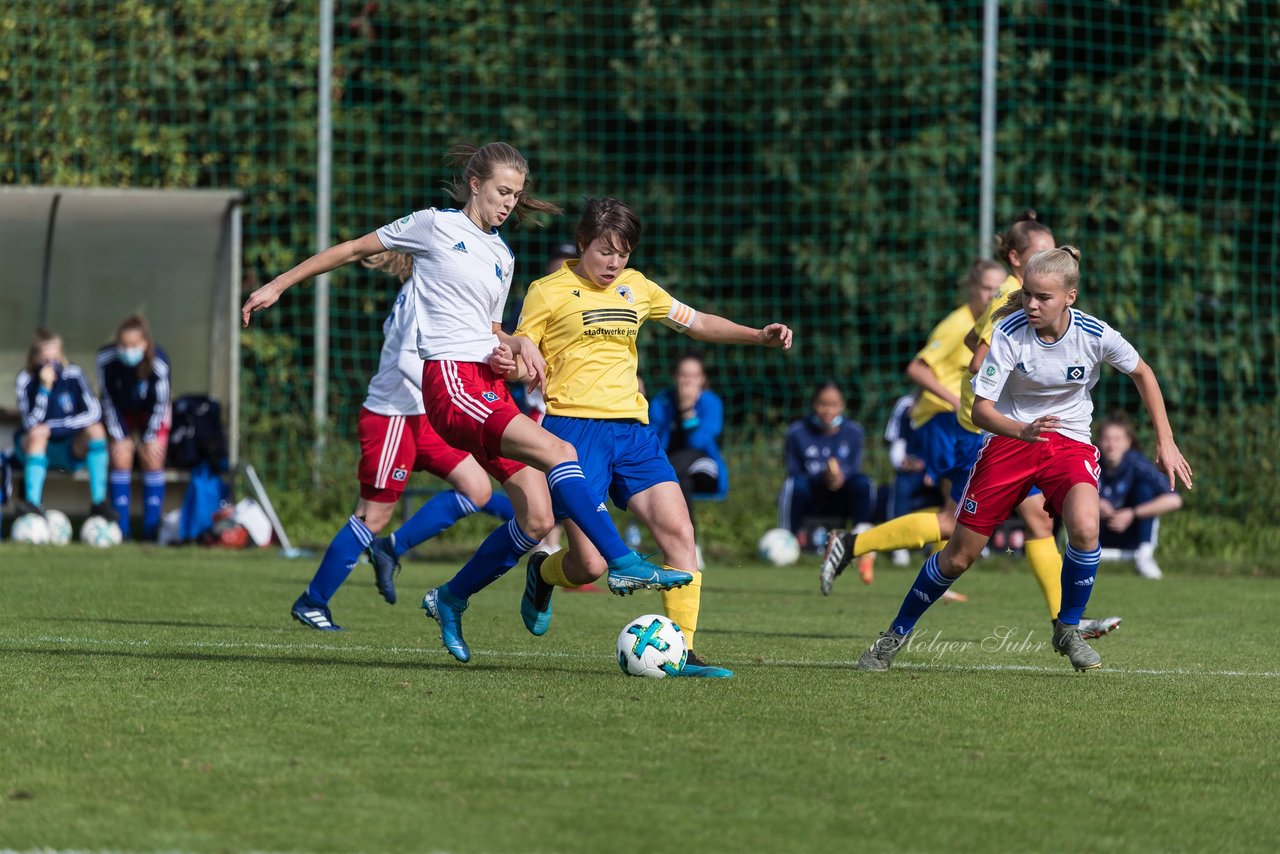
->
[25, 454, 48, 506]
[890, 553, 955, 636]
[482, 493, 515, 521]
[143, 470, 165, 539]
[547, 461, 628, 563]
[444, 519, 541, 600]
[1058, 543, 1102, 626]
[86, 438, 108, 504]
[305, 516, 374, 605]
[110, 470, 132, 536]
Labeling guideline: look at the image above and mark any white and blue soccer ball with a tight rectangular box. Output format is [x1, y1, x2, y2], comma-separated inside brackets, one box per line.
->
[757, 527, 800, 566]
[44, 509, 73, 546]
[11, 513, 51, 544]
[616, 614, 687, 678]
[80, 515, 123, 548]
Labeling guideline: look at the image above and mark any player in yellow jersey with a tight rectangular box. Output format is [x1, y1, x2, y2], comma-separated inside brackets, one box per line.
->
[819, 258, 1005, 594]
[499, 197, 792, 677]
[821, 210, 1122, 639]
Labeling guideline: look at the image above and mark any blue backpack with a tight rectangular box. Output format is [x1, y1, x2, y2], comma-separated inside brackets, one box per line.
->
[178, 462, 228, 542]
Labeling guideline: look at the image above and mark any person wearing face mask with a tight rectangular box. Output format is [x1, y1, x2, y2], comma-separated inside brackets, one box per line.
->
[778, 382, 876, 549]
[96, 314, 171, 540]
[14, 327, 113, 520]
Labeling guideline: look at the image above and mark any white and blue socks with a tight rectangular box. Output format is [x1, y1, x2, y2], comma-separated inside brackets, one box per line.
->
[889, 552, 956, 636]
[547, 461, 629, 563]
[444, 519, 541, 600]
[390, 490, 515, 558]
[86, 438, 108, 505]
[1057, 543, 1102, 626]
[305, 516, 374, 605]
[24, 454, 48, 506]
[110, 470, 132, 536]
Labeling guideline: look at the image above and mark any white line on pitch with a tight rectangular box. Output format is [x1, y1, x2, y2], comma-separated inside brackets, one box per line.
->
[5, 634, 1280, 679]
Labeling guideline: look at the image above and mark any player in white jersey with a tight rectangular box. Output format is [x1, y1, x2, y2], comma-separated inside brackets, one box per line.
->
[288, 280, 515, 631]
[242, 141, 689, 661]
[857, 246, 1192, 673]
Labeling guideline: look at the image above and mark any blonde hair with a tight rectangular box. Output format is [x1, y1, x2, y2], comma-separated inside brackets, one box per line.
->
[992, 246, 1081, 322]
[361, 251, 413, 283]
[444, 141, 562, 226]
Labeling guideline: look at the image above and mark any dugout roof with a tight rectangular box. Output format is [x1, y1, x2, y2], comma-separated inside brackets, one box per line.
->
[0, 186, 244, 463]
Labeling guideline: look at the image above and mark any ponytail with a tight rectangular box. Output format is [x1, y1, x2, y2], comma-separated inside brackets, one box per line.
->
[444, 141, 562, 226]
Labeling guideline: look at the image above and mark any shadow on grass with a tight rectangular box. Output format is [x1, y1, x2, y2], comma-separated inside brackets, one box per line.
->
[4, 645, 594, 677]
[31, 617, 271, 630]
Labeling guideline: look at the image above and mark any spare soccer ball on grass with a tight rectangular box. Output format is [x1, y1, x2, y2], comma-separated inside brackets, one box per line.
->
[616, 614, 688, 678]
[11, 513, 51, 544]
[45, 509, 73, 546]
[757, 527, 800, 566]
[81, 516, 123, 548]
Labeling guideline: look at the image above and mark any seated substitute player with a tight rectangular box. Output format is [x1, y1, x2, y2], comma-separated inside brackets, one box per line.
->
[14, 327, 114, 520]
[290, 276, 515, 631]
[506, 197, 792, 678]
[1096, 413, 1183, 580]
[778, 382, 876, 549]
[647, 350, 729, 535]
[97, 314, 171, 541]
[881, 391, 943, 566]
[856, 246, 1192, 673]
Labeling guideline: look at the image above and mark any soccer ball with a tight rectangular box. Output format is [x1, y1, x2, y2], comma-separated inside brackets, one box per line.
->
[80, 516, 123, 548]
[616, 614, 688, 678]
[45, 510, 73, 546]
[11, 513, 51, 544]
[757, 527, 800, 566]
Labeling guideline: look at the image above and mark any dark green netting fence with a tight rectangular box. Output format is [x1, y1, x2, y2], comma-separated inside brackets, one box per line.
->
[4, 1, 1277, 525]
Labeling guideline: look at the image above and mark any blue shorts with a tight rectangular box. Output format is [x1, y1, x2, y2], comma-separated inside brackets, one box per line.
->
[542, 415, 677, 517]
[915, 413, 983, 499]
[12, 432, 84, 472]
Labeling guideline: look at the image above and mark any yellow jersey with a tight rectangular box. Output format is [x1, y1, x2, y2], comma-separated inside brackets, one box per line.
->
[514, 261, 696, 422]
[909, 304, 978, 428]
[958, 274, 1020, 433]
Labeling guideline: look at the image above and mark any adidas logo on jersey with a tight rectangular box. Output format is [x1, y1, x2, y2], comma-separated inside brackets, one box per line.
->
[452, 241, 467, 253]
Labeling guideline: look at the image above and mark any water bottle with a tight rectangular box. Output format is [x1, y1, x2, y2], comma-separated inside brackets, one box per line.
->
[625, 522, 642, 550]
[812, 526, 828, 552]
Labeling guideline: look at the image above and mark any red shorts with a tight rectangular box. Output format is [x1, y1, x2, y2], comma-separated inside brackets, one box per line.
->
[955, 433, 1101, 536]
[357, 408, 471, 502]
[122, 409, 171, 446]
[421, 360, 526, 483]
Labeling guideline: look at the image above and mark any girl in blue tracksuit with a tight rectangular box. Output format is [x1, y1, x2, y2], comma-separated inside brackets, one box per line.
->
[14, 328, 112, 518]
[648, 350, 729, 530]
[97, 314, 172, 539]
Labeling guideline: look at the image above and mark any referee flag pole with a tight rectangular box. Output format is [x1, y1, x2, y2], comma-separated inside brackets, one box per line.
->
[978, 0, 998, 259]
[313, 0, 334, 487]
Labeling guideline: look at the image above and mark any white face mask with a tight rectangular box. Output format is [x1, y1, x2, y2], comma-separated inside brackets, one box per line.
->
[118, 346, 145, 367]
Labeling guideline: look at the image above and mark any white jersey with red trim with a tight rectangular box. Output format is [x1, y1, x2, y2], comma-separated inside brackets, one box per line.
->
[973, 308, 1139, 445]
[376, 207, 516, 363]
[362, 282, 425, 417]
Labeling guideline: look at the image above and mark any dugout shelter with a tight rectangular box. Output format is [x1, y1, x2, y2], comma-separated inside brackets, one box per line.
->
[0, 186, 244, 466]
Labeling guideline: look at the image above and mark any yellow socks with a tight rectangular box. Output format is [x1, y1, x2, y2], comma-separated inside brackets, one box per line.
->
[537, 550, 581, 589]
[1024, 536, 1062, 618]
[854, 512, 942, 556]
[661, 569, 702, 651]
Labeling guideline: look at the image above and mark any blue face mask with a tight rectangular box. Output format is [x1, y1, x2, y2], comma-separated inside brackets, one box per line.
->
[118, 346, 145, 367]
[813, 413, 844, 430]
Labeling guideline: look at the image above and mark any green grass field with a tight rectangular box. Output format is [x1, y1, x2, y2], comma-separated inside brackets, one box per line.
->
[1, 544, 1277, 853]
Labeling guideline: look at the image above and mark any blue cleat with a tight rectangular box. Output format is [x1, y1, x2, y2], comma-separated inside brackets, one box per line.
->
[291, 593, 343, 631]
[605, 551, 694, 597]
[367, 535, 401, 604]
[673, 649, 734, 678]
[422, 586, 471, 662]
[520, 550, 555, 636]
